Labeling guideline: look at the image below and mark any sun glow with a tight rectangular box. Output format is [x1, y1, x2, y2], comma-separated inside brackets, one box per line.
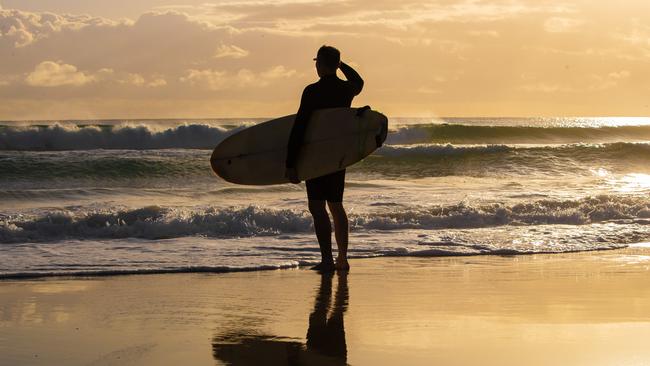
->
[612, 173, 650, 193]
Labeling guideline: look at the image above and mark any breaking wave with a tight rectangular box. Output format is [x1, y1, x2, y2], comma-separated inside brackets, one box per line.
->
[0, 123, 245, 151]
[2, 195, 650, 243]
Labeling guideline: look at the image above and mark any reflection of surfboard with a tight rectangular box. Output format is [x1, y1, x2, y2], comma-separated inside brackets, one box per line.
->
[211, 107, 388, 185]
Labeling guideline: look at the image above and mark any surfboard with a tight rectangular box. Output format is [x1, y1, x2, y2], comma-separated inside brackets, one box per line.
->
[210, 106, 388, 185]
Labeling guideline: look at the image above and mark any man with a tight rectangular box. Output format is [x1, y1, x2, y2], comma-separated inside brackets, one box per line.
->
[285, 45, 364, 272]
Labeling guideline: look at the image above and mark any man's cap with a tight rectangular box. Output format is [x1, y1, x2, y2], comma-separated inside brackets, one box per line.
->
[313, 45, 340, 69]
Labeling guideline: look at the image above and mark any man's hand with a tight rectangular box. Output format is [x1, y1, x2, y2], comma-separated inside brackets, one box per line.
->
[285, 167, 301, 184]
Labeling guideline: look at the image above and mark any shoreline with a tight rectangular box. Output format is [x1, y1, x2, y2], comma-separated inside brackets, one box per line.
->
[0, 243, 635, 281]
[1, 245, 649, 365]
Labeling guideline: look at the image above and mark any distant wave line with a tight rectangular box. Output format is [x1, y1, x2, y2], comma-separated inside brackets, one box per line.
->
[387, 124, 650, 145]
[3, 122, 650, 150]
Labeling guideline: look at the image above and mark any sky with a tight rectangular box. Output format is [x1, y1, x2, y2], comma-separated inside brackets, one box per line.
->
[1, 0, 649, 120]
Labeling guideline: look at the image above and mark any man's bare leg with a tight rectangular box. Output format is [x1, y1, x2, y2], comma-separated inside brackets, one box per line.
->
[308, 200, 335, 271]
[328, 201, 349, 270]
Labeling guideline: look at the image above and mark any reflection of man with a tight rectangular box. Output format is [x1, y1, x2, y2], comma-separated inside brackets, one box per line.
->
[306, 272, 349, 363]
[286, 45, 364, 272]
[211, 272, 349, 365]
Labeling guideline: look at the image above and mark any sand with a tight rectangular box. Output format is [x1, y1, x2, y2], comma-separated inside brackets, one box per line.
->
[1, 244, 650, 366]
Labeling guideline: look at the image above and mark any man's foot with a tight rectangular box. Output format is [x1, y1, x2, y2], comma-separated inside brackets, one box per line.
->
[310, 262, 335, 273]
[335, 258, 350, 271]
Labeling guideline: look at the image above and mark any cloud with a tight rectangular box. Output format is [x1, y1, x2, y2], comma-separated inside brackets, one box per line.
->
[117, 73, 168, 87]
[156, 0, 571, 37]
[619, 22, 650, 47]
[147, 78, 167, 87]
[5, 25, 34, 47]
[181, 69, 227, 90]
[544, 17, 584, 33]
[260, 65, 296, 79]
[119, 73, 146, 86]
[214, 44, 249, 58]
[180, 65, 296, 90]
[23, 63, 169, 89]
[0, 8, 124, 47]
[25, 61, 106, 87]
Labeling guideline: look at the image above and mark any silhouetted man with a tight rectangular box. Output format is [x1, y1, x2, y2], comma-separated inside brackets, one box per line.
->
[286, 45, 364, 272]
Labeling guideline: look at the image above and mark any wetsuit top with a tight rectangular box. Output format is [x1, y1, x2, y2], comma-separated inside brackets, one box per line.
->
[285, 62, 364, 169]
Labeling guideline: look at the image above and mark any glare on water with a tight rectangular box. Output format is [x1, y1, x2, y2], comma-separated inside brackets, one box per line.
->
[614, 173, 650, 193]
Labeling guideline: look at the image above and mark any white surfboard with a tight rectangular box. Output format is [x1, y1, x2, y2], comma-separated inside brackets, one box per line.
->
[210, 107, 388, 185]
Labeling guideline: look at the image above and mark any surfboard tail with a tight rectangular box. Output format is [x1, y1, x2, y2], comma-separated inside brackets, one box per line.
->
[376, 114, 388, 148]
[356, 105, 387, 148]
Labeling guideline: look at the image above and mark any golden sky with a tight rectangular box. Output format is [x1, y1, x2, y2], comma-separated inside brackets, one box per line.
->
[1, 0, 649, 119]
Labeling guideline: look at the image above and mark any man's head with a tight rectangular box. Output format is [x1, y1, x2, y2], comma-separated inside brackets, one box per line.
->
[314, 45, 340, 77]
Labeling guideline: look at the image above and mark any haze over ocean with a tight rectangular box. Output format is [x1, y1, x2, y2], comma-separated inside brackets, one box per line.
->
[2, 117, 650, 277]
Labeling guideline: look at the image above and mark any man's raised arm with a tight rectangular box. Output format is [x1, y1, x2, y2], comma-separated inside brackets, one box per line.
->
[340, 62, 364, 96]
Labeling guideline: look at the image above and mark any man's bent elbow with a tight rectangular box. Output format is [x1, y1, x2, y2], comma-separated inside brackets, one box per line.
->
[353, 80, 364, 96]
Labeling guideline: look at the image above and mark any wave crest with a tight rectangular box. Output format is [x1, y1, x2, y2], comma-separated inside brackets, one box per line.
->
[0, 123, 244, 150]
[2, 196, 649, 243]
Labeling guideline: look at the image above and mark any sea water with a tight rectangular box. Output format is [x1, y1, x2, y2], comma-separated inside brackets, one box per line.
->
[2, 117, 650, 277]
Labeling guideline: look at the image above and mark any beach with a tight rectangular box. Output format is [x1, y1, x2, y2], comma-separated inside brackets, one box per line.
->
[2, 244, 649, 366]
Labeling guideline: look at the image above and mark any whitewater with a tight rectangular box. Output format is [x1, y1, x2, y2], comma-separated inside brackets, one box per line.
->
[2, 117, 650, 278]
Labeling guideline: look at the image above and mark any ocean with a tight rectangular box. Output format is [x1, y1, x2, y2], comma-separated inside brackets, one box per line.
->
[2, 116, 650, 278]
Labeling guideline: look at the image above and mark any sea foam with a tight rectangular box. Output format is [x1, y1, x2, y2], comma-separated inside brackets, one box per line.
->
[2, 196, 649, 243]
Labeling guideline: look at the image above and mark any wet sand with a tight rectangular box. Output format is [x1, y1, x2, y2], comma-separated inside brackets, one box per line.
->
[1, 244, 650, 366]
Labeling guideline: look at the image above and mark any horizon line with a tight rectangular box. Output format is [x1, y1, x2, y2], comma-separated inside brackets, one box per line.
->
[3, 115, 650, 123]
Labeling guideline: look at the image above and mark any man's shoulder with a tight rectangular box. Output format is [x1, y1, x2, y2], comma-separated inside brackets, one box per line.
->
[303, 82, 319, 92]
[300, 82, 318, 99]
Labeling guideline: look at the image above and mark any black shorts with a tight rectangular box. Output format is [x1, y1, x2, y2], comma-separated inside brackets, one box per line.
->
[306, 169, 346, 202]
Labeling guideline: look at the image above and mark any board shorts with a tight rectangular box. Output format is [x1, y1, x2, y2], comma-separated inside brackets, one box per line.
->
[306, 169, 346, 202]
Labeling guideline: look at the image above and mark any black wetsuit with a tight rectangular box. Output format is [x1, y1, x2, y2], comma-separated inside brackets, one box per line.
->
[286, 63, 364, 202]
